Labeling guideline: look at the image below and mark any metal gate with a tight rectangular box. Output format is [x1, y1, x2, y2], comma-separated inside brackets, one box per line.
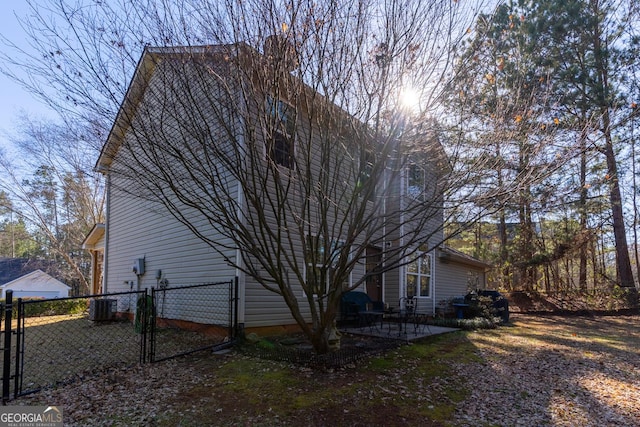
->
[1, 279, 238, 401]
[1, 294, 16, 401]
[148, 280, 238, 362]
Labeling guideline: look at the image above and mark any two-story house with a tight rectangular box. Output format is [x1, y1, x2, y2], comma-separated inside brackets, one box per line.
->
[91, 41, 489, 336]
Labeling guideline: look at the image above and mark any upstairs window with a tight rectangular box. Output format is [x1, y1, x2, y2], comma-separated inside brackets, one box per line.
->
[407, 164, 425, 200]
[267, 97, 295, 168]
[356, 151, 375, 201]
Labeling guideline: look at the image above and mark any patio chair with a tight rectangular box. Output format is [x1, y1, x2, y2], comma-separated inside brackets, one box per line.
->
[340, 291, 384, 330]
[401, 297, 432, 336]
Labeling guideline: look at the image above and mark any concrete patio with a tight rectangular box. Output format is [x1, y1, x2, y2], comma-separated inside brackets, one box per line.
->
[340, 321, 459, 341]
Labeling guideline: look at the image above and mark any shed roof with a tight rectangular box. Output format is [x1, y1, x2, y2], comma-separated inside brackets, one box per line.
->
[0, 258, 56, 286]
[0, 269, 71, 291]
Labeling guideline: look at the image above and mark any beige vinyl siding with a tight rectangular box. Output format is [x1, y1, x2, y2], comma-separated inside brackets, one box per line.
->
[383, 269, 402, 310]
[241, 252, 369, 327]
[434, 257, 486, 303]
[104, 55, 241, 324]
[383, 171, 404, 310]
[106, 178, 236, 288]
[384, 155, 444, 315]
[103, 45, 392, 329]
[105, 174, 237, 323]
[154, 284, 231, 325]
[244, 280, 299, 326]
[239, 91, 375, 328]
[93, 233, 105, 249]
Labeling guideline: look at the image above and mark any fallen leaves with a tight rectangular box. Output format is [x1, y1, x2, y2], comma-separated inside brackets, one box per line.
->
[452, 315, 640, 426]
[13, 314, 640, 426]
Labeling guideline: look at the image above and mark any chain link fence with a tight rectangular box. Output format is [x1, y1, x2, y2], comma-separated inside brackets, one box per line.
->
[1, 279, 236, 399]
[150, 281, 235, 362]
[1, 300, 16, 400]
[16, 291, 146, 395]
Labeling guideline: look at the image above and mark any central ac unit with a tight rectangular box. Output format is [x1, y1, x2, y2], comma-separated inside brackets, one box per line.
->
[89, 298, 116, 321]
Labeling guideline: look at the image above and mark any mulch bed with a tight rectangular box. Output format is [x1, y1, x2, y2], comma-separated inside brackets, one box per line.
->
[238, 332, 404, 369]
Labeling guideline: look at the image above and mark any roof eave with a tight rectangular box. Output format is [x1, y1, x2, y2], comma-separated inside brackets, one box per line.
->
[82, 223, 106, 249]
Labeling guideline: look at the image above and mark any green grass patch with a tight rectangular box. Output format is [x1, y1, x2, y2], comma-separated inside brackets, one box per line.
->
[366, 352, 398, 373]
[356, 331, 480, 424]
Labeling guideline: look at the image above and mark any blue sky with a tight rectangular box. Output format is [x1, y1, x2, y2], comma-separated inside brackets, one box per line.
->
[0, 2, 54, 150]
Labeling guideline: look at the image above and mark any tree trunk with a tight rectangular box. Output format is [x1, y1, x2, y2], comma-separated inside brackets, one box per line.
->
[631, 119, 640, 287]
[579, 125, 588, 291]
[602, 122, 635, 289]
[499, 209, 510, 290]
[591, 11, 635, 290]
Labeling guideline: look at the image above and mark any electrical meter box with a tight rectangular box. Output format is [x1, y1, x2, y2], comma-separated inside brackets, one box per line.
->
[132, 258, 145, 275]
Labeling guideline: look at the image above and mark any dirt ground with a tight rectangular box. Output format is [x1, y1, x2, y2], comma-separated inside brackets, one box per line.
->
[16, 313, 640, 426]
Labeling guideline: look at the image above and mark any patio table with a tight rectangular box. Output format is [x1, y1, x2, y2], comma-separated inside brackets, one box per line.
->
[383, 308, 408, 335]
[359, 310, 384, 331]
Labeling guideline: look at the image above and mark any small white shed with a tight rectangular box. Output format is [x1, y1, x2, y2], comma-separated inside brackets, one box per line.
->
[0, 270, 71, 299]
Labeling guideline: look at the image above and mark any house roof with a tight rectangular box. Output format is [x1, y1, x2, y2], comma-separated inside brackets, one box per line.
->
[96, 44, 247, 172]
[0, 269, 70, 291]
[438, 246, 492, 270]
[0, 258, 25, 285]
[82, 223, 105, 250]
[96, 42, 450, 174]
[0, 258, 56, 286]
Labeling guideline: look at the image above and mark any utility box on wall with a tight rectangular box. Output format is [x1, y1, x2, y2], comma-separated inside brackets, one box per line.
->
[132, 258, 145, 276]
[89, 298, 116, 321]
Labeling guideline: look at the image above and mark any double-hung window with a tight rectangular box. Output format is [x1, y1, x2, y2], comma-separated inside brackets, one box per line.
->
[406, 252, 432, 298]
[266, 96, 295, 168]
[305, 235, 350, 297]
[407, 163, 425, 200]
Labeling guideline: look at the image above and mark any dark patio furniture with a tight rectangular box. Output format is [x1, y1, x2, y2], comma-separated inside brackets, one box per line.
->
[340, 291, 384, 329]
[386, 297, 432, 336]
[451, 297, 469, 319]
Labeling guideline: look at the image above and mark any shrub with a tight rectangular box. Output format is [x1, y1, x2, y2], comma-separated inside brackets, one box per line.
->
[465, 290, 510, 322]
[0, 298, 87, 320]
[430, 317, 498, 330]
[465, 295, 496, 320]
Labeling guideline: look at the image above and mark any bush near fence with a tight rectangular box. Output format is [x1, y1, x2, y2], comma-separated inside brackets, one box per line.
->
[1, 298, 86, 320]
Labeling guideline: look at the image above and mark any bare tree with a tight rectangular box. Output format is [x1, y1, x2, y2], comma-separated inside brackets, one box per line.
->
[2, 0, 496, 352]
[0, 117, 105, 293]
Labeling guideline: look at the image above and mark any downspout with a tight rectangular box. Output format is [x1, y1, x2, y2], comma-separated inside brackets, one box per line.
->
[398, 168, 404, 303]
[90, 250, 98, 294]
[234, 81, 248, 330]
[103, 173, 111, 294]
[234, 173, 246, 328]
[382, 152, 387, 303]
[431, 247, 436, 316]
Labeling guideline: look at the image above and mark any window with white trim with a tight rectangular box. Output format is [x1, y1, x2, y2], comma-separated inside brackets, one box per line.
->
[266, 96, 295, 168]
[407, 163, 425, 200]
[406, 252, 432, 297]
[305, 235, 350, 297]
